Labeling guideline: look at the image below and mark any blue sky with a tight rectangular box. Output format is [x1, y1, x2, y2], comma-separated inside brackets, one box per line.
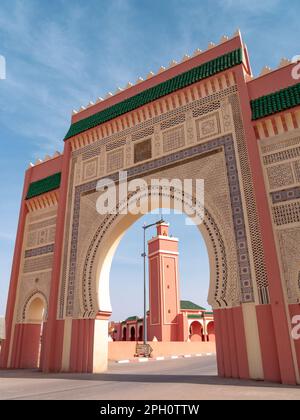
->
[0, 0, 299, 317]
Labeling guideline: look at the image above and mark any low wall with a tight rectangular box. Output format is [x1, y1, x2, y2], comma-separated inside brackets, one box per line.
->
[108, 341, 216, 361]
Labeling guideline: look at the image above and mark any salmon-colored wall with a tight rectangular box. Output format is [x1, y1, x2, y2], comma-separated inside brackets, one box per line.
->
[0, 154, 64, 369]
[247, 64, 297, 101]
[71, 36, 243, 125]
[177, 313, 188, 342]
[108, 341, 216, 361]
[235, 64, 297, 385]
[10, 324, 41, 369]
[69, 319, 95, 373]
[214, 308, 249, 380]
[256, 305, 281, 382]
[149, 256, 160, 326]
[148, 239, 179, 255]
[29, 155, 63, 183]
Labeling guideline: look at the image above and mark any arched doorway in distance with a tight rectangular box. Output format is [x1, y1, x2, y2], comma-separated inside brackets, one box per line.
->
[138, 325, 143, 342]
[130, 326, 136, 341]
[189, 321, 204, 342]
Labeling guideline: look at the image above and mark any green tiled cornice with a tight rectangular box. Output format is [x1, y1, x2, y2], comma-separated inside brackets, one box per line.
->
[26, 172, 61, 199]
[251, 82, 300, 120]
[64, 48, 243, 140]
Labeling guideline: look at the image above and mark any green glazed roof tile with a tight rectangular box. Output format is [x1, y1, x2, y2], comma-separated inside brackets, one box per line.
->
[251, 82, 300, 120]
[126, 316, 139, 322]
[180, 300, 206, 311]
[26, 172, 61, 200]
[64, 48, 243, 140]
[187, 314, 203, 319]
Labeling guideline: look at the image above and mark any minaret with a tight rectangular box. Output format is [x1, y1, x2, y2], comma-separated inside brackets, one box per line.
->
[148, 223, 180, 341]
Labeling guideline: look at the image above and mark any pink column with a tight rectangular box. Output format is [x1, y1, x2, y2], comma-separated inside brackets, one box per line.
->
[226, 309, 239, 378]
[177, 313, 188, 342]
[234, 66, 297, 385]
[214, 307, 250, 380]
[9, 324, 41, 369]
[232, 307, 249, 379]
[214, 309, 225, 377]
[42, 141, 71, 372]
[69, 319, 95, 373]
[256, 305, 281, 382]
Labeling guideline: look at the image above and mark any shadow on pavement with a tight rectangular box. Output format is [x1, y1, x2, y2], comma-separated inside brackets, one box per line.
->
[0, 370, 299, 390]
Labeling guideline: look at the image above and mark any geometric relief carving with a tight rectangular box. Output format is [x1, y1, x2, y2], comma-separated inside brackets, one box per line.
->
[25, 244, 54, 258]
[261, 136, 300, 155]
[271, 186, 300, 204]
[221, 98, 232, 132]
[228, 93, 269, 304]
[153, 125, 162, 157]
[28, 217, 57, 232]
[162, 126, 185, 153]
[125, 137, 132, 167]
[26, 231, 37, 248]
[196, 112, 221, 142]
[134, 139, 152, 164]
[66, 134, 255, 319]
[37, 229, 49, 245]
[99, 146, 105, 177]
[27, 209, 57, 224]
[107, 148, 124, 173]
[49, 226, 56, 242]
[160, 114, 185, 131]
[263, 146, 300, 165]
[23, 254, 54, 274]
[273, 202, 300, 226]
[278, 228, 300, 303]
[82, 157, 98, 181]
[267, 163, 295, 190]
[132, 127, 154, 142]
[26, 217, 57, 249]
[106, 138, 126, 152]
[293, 160, 300, 183]
[185, 110, 196, 146]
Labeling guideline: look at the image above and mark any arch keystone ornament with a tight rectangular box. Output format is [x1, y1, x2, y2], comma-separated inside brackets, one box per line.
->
[2, 32, 300, 385]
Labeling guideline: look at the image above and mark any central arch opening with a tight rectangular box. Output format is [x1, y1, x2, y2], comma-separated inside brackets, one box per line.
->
[100, 209, 216, 365]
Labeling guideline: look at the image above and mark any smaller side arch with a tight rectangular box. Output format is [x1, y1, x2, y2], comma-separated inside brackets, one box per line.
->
[11, 291, 48, 369]
[22, 290, 48, 323]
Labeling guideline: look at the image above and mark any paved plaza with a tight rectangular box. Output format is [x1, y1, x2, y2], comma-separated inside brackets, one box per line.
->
[0, 355, 300, 400]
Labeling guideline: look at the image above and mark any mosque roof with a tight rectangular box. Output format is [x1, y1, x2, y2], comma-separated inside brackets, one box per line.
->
[180, 300, 206, 311]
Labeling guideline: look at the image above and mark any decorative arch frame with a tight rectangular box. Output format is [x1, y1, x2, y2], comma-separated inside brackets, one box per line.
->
[79, 185, 236, 320]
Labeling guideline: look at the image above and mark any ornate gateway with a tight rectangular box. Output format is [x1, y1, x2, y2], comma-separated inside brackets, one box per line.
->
[1, 32, 300, 385]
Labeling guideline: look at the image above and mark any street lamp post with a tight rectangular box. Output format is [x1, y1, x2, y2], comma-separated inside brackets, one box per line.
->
[142, 219, 165, 346]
